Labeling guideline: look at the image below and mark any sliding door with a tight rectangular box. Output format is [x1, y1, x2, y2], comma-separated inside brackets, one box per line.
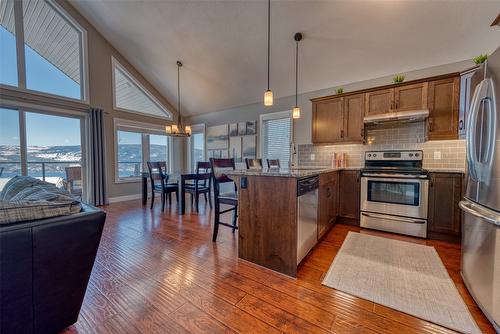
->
[0, 107, 86, 198]
[0, 108, 22, 188]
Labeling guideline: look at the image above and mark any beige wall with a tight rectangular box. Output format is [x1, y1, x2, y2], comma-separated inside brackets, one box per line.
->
[57, 0, 185, 199]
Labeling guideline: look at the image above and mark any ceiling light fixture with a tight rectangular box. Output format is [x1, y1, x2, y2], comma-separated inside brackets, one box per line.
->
[263, 0, 273, 106]
[166, 61, 191, 137]
[292, 32, 302, 119]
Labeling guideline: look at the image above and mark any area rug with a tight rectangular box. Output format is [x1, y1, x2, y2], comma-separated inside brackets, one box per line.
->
[322, 232, 481, 334]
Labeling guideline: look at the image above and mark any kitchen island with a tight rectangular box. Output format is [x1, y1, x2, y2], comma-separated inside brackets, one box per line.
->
[225, 167, 345, 277]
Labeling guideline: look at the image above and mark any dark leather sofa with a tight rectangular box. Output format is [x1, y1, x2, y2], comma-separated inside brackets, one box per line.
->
[0, 204, 106, 334]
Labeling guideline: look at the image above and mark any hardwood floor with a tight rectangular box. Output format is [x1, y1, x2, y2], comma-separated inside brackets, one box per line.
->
[61, 199, 495, 334]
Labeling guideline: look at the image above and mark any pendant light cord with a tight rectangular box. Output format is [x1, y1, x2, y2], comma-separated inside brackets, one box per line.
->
[267, 0, 270, 91]
[177, 62, 181, 127]
[295, 39, 298, 107]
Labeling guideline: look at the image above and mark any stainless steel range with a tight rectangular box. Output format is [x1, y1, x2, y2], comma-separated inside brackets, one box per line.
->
[360, 150, 429, 238]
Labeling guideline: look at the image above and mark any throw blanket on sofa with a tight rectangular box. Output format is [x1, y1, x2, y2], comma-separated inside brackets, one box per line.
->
[0, 176, 82, 224]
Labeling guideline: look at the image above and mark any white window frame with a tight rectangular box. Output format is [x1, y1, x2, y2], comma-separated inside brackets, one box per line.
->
[259, 110, 293, 167]
[0, 0, 89, 103]
[187, 123, 206, 171]
[113, 118, 172, 183]
[111, 57, 173, 120]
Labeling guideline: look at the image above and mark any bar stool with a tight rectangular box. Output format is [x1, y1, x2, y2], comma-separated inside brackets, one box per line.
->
[209, 158, 238, 242]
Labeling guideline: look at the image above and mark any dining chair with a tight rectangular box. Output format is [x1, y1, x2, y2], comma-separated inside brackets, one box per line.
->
[65, 166, 82, 198]
[147, 161, 178, 211]
[266, 159, 280, 168]
[245, 158, 263, 169]
[209, 158, 238, 242]
[185, 161, 212, 212]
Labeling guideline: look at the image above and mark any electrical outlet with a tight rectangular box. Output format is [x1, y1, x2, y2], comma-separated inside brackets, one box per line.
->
[434, 151, 442, 160]
[310, 153, 315, 161]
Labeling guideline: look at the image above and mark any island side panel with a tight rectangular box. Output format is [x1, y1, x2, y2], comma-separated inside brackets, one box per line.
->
[238, 175, 298, 277]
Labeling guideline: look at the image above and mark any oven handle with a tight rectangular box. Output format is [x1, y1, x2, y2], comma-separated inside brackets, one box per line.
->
[361, 212, 427, 224]
[361, 173, 428, 179]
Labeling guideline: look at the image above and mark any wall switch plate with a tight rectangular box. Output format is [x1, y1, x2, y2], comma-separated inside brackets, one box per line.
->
[310, 153, 315, 160]
[434, 151, 442, 160]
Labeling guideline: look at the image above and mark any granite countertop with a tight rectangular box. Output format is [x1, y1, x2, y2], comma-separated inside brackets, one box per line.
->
[224, 166, 361, 178]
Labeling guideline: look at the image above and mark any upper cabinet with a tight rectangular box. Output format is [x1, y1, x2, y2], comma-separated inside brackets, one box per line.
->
[312, 94, 364, 144]
[312, 97, 344, 143]
[365, 83, 427, 115]
[427, 76, 460, 140]
[394, 82, 428, 111]
[344, 93, 365, 142]
[311, 73, 461, 144]
[365, 89, 393, 115]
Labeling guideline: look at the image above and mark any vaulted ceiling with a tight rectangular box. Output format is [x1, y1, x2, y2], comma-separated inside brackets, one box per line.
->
[70, 0, 500, 116]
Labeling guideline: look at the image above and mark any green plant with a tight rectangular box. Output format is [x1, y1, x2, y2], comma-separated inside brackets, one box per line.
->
[335, 87, 344, 94]
[473, 54, 488, 65]
[393, 74, 405, 84]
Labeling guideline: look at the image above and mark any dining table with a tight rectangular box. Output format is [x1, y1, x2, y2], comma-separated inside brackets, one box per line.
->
[141, 171, 211, 215]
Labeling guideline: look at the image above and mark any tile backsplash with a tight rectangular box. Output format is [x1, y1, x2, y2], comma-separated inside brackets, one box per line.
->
[298, 121, 465, 170]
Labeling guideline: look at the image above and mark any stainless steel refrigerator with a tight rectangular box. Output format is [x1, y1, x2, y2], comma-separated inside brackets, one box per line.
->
[460, 45, 500, 333]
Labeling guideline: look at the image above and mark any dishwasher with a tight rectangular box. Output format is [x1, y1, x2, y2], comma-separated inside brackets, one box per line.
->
[297, 175, 319, 265]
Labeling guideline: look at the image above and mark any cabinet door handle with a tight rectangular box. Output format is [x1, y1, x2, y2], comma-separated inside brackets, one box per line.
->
[429, 119, 434, 132]
[459, 120, 464, 130]
[361, 128, 364, 138]
[341, 130, 344, 138]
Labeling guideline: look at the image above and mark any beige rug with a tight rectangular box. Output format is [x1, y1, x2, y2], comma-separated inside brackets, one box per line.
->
[322, 232, 481, 334]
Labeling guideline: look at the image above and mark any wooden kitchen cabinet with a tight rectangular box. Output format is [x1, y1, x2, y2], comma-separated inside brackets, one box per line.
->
[343, 93, 365, 142]
[312, 97, 344, 143]
[394, 82, 428, 111]
[338, 170, 360, 224]
[311, 72, 461, 144]
[312, 94, 364, 144]
[365, 88, 393, 115]
[318, 172, 338, 240]
[427, 76, 460, 140]
[428, 172, 463, 242]
[365, 83, 427, 115]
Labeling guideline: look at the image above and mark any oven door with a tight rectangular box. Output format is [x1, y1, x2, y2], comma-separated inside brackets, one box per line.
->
[361, 176, 429, 219]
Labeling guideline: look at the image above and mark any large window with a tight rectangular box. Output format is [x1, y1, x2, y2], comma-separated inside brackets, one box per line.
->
[117, 131, 143, 179]
[0, 107, 85, 196]
[0, 0, 86, 100]
[112, 58, 172, 120]
[189, 125, 205, 171]
[0, 108, 21, 188]
[115, 119, 171, 182]
[0, 1, 18, 87]
[260, 111, 292, 168]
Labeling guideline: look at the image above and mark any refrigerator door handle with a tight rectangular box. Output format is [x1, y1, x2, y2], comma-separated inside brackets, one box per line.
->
[467, 82, 483, 181]
[459, 200, 500, 226]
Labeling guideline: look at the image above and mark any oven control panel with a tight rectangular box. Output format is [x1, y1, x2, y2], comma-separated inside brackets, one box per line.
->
[365, 150, 423, 161]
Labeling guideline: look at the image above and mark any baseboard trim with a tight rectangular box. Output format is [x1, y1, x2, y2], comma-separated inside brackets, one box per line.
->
[108, 193, 143, 203]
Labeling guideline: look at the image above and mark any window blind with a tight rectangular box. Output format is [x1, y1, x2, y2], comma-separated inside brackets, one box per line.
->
[263, 117, 291, 168]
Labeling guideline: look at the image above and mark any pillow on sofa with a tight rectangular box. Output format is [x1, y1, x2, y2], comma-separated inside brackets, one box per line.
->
[0, 176, 81, 224]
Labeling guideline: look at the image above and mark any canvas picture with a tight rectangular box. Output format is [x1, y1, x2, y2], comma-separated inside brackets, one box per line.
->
[246, 120, 257, 135]
[237, 122, 247, 136]
[207, 124, 228, 150]
[229, 123, 238, 137]
[242, 135, 256, 159]
[229, 136, 242, 162]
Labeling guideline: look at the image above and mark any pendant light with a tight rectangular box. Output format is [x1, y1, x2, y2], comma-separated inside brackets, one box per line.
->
[166, 61, 191, 137]
[292, 32, 302, 119]
[263, 0, 273, 106]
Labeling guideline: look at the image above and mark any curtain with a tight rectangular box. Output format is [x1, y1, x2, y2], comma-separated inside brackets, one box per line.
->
[89, 108, 108, 206]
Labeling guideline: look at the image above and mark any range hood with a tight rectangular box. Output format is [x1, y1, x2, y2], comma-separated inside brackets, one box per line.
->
[363, 109, 429, 125]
